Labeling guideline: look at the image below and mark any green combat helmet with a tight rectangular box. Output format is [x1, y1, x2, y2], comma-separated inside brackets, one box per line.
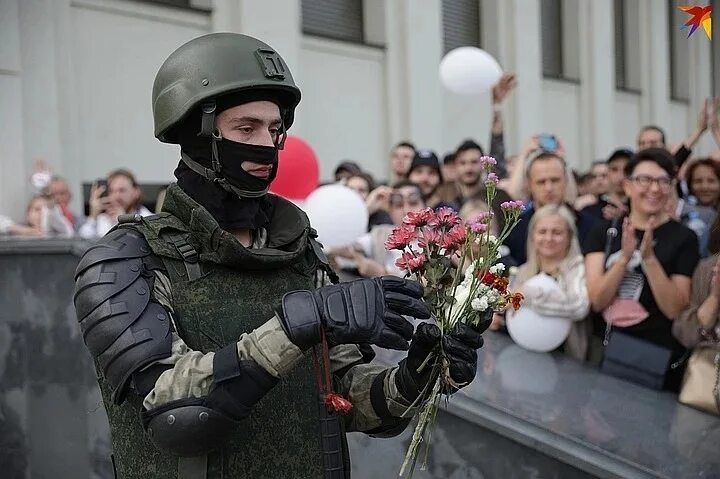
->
[152, 32, 301, 143]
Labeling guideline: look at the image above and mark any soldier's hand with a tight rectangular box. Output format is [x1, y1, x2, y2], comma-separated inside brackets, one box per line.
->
[395, 321, 486, 401]
[277, 276, 430, 351]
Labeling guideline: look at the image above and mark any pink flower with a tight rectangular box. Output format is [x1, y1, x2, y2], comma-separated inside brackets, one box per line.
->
[418, 228, 442, 248]
[448, 223, 467, 243]
[428, 207, 461, 229]
[385, 225, 417, 250]
[472, 211, 494, 224]
[480, 156, 497, 169]
[468, 221, 488, 234]
[500, 200, 525, 211]
[485, 173, 499, 186]
[440, 224, 467, 251]
[396, 252, 427, 272]
[403, 208, 435, 228]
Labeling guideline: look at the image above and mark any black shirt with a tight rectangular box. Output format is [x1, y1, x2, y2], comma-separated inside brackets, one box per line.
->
[582, 217, 699, 348]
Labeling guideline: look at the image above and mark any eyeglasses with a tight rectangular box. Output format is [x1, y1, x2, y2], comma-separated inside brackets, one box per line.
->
[628, 175, 673, 190]
[390, 192, 422, 208]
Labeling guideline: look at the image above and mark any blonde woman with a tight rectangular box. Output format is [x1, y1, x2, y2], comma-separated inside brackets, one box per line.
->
[498, 204, 591, 359]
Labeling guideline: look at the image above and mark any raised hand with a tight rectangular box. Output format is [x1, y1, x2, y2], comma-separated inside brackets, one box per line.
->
[620, 217, 637, 261]
[366, 185, 392, 215]
[711, 97, 720, 147]
[638, 216, 656, 260]
[88, 183, 110, 219]
[492, 73, 517, 105]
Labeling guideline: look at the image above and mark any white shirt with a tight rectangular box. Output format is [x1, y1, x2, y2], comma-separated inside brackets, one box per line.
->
[78, 205, 153, 239]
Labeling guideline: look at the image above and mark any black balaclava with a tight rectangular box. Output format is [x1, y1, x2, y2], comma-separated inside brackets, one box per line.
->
[174, 91, 286, 231]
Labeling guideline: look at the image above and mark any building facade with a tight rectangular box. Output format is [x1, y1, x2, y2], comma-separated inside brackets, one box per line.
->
[0, 0, 716, 218]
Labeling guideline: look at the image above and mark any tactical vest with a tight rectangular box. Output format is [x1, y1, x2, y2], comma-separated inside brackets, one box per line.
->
[98, 185, 345, 479]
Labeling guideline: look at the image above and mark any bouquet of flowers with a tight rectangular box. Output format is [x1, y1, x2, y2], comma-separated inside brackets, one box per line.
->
[385, 156, 525, 477]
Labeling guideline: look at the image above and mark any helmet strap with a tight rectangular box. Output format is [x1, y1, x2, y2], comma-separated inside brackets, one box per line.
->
[181, 98, 281, 199]
[198, 101, 216, 137]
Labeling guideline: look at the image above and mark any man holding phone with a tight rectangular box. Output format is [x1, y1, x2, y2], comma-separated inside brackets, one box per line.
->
[503, 134, 597, 264]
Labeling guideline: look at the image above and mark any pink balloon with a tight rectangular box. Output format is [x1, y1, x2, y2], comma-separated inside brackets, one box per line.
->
[270, 136, 320, 200]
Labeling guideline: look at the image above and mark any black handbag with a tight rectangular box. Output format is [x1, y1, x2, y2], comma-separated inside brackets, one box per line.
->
[598, 218, 677, 390]
[601, 330, 673, 389]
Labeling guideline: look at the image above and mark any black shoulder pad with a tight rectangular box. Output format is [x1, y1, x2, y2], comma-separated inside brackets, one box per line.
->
[75, 228, 152, 278]
[74, 231, 172, 405]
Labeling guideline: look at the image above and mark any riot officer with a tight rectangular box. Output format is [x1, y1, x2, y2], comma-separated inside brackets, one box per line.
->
[73, 33, 486, 479]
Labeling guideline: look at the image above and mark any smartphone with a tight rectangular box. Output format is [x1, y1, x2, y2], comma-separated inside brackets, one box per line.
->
[538, 134, 558, 153]
[96, 179, 108, 197]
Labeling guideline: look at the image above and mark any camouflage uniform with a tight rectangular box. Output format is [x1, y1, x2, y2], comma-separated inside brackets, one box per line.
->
[75, 32, 471, 479]
[86, 184, 417, 479]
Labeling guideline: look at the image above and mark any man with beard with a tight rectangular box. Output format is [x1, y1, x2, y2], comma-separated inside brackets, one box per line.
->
[407, 149, 459, 211]
[72, 33, 489, 479]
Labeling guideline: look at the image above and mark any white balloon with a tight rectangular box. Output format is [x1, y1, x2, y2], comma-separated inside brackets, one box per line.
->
[303, 184, 368, 249]
[439, 47, 503, 95]
[505, 274, 572, 353]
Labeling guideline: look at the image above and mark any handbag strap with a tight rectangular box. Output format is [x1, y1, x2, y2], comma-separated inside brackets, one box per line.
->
[603, 218, 622, 346]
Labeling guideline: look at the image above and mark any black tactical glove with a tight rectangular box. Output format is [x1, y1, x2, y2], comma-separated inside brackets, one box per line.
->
[395, 321, 487, 401]
[277, 276, 431, 351]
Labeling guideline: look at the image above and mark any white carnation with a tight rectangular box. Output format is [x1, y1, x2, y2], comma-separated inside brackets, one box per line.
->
[490, 263, 506, 274]
[471, 297, 489, 311]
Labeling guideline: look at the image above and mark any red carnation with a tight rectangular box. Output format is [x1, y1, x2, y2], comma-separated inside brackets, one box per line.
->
[429, 207, 461, 229]
[385, 225, 417, 250]
[396, 252, 428, 272]
[403, 208, 435, 228]
[493, 276, 509, 294]
[480, 272, 497, 285]
[419, 228, 441, 248]
[440, 224, 467, 251]
[448, 224, 467, 244]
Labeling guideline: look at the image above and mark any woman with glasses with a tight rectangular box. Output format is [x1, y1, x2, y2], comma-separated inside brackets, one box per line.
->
[583, 148, 700, 391]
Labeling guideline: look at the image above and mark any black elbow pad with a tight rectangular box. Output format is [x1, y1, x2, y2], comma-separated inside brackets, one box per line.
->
[140, 343, 279, 457]
[74, 228, 172, 404]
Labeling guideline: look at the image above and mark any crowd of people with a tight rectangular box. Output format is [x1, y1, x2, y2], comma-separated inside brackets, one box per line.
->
[3, 79, 720, 395]
[0, 163, 153, 240]
[328, 95, 720, 394]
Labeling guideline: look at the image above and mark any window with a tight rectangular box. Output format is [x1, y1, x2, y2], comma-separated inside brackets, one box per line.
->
[135, 0, 210, 11]
[302, 0, 365, 44]
[614, 0, 642, 91]
[541, 0, 580, 81]
[668, 0, 691, 101]
[541, 0, 563, 78]
[442, 0, 481, 53]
